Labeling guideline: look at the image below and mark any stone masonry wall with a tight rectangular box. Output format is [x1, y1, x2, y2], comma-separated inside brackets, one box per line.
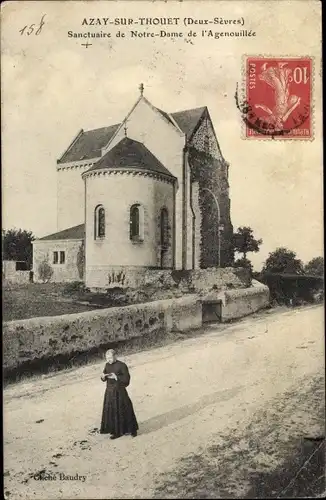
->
[87, 266, 250, 292]
[188, 146, 234, 269]
[3, 295, 202, 373]
[3, 261, 30, 285]
[190, 111, 223, 161]
[32, 239, 83, 283]
[221, 281, 270, 321]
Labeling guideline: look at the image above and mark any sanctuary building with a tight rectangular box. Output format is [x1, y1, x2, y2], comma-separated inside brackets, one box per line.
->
[33, 85, 234, 288]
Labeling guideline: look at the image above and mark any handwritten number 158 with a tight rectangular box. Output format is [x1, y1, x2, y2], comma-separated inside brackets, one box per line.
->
[19, 14, 46, 36]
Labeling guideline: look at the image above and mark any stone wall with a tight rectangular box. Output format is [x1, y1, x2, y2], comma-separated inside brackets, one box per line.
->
[3, 295, 202, 373]
[190, 109, 223, 161]
[220, 281, 270, 321]
[32, 239, 83, 283]
[2, 261, 30, 285]
[86, 266, 250, 292]
[188, 147, 234, 269]
[180, 267, 251, 292]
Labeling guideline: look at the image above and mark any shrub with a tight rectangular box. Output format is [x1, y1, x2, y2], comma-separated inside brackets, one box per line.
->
[260, 272, 324, 305]
[38, 261, 53, 283]
[63, 281, 85, 295]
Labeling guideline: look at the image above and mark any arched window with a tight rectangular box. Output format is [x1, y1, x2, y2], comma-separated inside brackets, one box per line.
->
[160, 208, 169, 249]
[94, 205, 105, 239]
[130, 204, 144, 241]
[204, 134, 210, 153]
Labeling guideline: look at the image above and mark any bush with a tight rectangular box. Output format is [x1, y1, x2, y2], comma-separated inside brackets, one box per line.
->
[63, 281, 85, 295]
[38, 261, 53, 283]
[259, 272, 324, 305]
[234, 257, 253, 274]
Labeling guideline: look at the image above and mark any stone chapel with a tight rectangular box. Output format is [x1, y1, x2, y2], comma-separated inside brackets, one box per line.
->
[32, 85, 234, 288]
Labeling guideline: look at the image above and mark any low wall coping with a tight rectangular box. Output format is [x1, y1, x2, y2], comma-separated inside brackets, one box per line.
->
[224, 284, 269, 299]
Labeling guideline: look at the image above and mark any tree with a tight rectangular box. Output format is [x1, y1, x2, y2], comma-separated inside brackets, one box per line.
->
[76, 241, 85, 280]
[304, 257, 324, 277]
[232, 226, 262, 259]
[262, 247, 304, 274]
[234, 257, 253, 274]
[2, 228, 35, 268]
[38, 260, 53, 283]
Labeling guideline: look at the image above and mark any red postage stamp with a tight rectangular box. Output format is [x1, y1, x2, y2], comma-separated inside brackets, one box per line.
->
[242, 57, 313, 139]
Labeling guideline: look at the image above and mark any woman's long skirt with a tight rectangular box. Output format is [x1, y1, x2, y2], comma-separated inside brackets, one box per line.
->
[100, 386, 139, 436]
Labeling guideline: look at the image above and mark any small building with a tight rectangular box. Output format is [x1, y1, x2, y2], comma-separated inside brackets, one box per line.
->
[32, 225, 84, 283]
[32, 85, 234, 287]
[3, 260, 31, 285]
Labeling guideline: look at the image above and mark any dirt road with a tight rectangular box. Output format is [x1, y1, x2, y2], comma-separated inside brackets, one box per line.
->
[4, 305, 325, 499]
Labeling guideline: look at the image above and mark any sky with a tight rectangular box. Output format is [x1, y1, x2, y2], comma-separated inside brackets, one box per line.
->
[1, 0, 323, 270]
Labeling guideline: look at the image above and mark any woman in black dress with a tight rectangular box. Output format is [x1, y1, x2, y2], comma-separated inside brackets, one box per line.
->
[100, 349, 138, 439]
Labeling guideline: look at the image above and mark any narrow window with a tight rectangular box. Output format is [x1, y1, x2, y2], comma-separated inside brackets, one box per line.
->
[95, 205, 105, 239]
[204, 134, 210, 152]
[16, 261, 28, 271]
[53, 251, 58, 264]
[130, 205, 140, 239]
[60, 251, 65, 264]
[160, 208, 169, 249]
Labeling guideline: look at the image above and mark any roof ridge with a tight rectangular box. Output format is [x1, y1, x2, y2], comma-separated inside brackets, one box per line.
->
[59, 105, 209, 164]
[83, 123, 120, 133]
[84, 136, 175, 179]
[38, 223, 85, 241]
[171, 105, 207, 115]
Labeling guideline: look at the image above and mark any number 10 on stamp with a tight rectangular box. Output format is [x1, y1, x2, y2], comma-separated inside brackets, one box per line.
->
[245, 57, 313, 140]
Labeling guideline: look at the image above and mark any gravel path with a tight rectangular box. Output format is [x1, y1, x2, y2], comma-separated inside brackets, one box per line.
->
[4, 305, 324, 499]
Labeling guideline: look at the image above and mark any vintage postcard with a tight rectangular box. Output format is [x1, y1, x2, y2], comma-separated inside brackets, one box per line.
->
[2, 0, 324, 499]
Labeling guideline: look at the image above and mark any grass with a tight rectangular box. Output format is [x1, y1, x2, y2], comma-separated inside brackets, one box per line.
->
[2, 283, 98, 321]
[2, 281, 188, 322]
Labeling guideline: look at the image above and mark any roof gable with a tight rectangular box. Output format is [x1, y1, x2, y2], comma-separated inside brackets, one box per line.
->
[85, 137, 175, 178]
[38, 224, 85, 241]
[57, 125, 119, 164]
[58, 105, 208, 164]
[171, 107, 207, 139]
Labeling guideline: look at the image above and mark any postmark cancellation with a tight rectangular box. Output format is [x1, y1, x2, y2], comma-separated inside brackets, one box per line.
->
[238, 56, 314, 140]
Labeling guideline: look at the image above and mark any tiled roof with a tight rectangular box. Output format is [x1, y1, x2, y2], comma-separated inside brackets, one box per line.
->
[57, 125, 120, 164]
[171, 107, 207, 138]
[86, 137, 175, 179]
[38, 224, 85, 241]
[58, 105, 207, 164]
[155, 107, 176, 127]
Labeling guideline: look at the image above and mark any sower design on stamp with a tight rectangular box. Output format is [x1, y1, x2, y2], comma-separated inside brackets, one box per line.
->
[240, 57, 313, 139]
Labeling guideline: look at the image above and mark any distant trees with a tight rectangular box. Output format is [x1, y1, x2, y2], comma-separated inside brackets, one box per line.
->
[2, 229, 35, 268]
[262, 247, 304, 275]
[304, 257, 324, 277]
[232, 226, 262, 259]
[232, 226, 262, 273]
[260, 250, 323, 306]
